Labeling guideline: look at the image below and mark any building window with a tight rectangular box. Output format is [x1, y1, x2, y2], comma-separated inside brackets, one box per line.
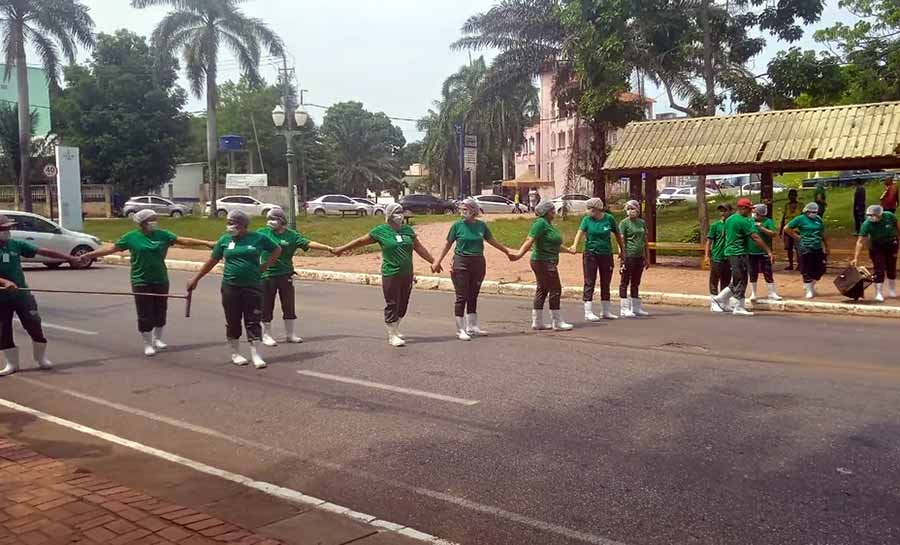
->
[568, 130, 574, 147]
[558, 131, 566, 149]
[550, 133, 556, 150]
[549, 162, 555, 182]
[529, 137, 536, 154]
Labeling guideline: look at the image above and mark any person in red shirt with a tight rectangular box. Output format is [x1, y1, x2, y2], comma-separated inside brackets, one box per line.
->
[880, 175, 898, 213]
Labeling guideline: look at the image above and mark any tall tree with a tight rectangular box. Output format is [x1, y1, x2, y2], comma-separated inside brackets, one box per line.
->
[132, 0, 283, 217]
[0, 0, 94, 211]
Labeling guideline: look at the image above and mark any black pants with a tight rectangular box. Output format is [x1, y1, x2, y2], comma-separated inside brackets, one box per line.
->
[784, 235, 796, 266]
[619, 256, 645, 299]
[854, 211, 865, 234]
[799, 250, 827, 283]
[870, 239, 899, 283]
[383, 274, 414, 324]
[530, 260, 562, 310]
[133, 283, 169, 333]
[728, 255, 750, 300]
[709, 260, 732, 295]
[221, 284, 263, 341]
[583, 253, 614, 302]
[451, 256, 486, 317]
[262, 274, 297, 322]
[0, 294, 47, 350]
[749, 254, 774, 283]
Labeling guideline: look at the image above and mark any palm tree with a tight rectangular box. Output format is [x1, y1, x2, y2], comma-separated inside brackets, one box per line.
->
[0, 0, 94, 212]
[132, 0, 283, 218]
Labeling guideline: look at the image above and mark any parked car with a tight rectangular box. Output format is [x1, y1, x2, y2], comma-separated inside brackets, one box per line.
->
[398, 194, 456, 214]
[352, 197, 385, 216]
[472, 194, 526, 214]
[657, 186, 718, 205]
[739, 182, 787, 195]
[203, 196, 280, 218]
[305, 195, 373, 217]
[550, 193, 591, 214]
[0, 210, 101, 269]
[122, 196, 191, 218]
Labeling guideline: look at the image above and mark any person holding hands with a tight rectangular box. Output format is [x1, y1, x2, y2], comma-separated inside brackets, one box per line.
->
[569, 198, 623, 321]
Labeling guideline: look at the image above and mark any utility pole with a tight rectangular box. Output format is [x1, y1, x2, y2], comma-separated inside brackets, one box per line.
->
[298, 88, 308, 213]
[277, 57, 298, 229]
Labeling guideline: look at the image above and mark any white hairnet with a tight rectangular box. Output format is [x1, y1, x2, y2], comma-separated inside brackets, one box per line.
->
[802, 202, 819, 214]
[625, 200, 640, 211]
[461, 198, 480, 215]
[227, 209, 250, 226]
[534, 201, 555, 217]
[266, 207, 286, 223]
[754, 204, 768, 216]
[585, 197, 604, 211]
[867, 204, 884, 216]
[385, 203, 404, 221]
[133, 209, 157, 225]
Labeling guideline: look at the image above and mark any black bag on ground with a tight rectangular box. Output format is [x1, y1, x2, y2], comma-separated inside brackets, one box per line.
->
[833, 266, 873, 300]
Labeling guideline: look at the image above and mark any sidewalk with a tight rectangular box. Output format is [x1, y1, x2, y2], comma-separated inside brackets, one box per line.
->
[0, 438, 426, 545]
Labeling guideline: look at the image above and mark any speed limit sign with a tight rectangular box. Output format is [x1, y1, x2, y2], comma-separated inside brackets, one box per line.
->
[43, 164, 57, 178]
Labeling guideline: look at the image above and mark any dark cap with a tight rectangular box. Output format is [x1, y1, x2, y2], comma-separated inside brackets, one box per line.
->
[716, 203, 733, 211]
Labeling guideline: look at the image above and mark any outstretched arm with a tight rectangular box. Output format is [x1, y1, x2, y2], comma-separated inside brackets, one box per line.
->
[413, 238, 436, 265]
[432, 240, 453, 273]
[569, 230, 584, 254]
[176, 236, 216, 249]
[79, 245, 124, 262]
[307, 241, 333, 252]
[510, 237, 535, 261]
[36, 248, 80, 265]
[485, 234, 511, 256]
[186, 256, 221, 292]
[334, 234, 375, 256]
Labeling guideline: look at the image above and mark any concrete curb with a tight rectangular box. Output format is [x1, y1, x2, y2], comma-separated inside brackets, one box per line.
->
[99, 255, 900, 319]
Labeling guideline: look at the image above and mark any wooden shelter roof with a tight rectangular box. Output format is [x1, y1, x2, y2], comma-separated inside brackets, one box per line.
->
[603, 101, 900, 176]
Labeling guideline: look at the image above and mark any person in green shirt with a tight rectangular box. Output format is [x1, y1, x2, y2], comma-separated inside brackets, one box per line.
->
[334, 203, 437, 348]
[748, 204, 782, 302]
[705, 203, 733, 310]
[257, 208, 334, 347]
[617, 199, 652, 318]
[568, 198, 624, 321]
[187, 210, 281, 368]
[814, 180, 828, 219]
[852, 205, 899, 302]
[0, 214, 82, 376]
[785, 202, 829, 299]
[510, 201, 577, 331]
[432, 198, 513, 341]
[81, 210, 215, 357]
[712, 198, 774, 316]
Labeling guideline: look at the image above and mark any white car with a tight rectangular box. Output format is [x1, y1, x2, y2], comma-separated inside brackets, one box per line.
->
[203, 196, 280, 218]
[472, 195, 525, 214]
[739, 182, 787, 195]
[657, 186, 717, 205]
[306, 195, 373, 217]
[352, 198, 385, 216]
[1, 210, 101, 269]
[551, 193, 591, 214]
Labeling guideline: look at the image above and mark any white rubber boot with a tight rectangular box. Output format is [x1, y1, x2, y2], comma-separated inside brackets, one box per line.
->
[875, 283, 885, 302]
[531, 309, 550, 330]
[455, 316, 472, 341]
[466, 314, 487, 336]
[732, 299, 755, 316]
[141, 332, 156, 357]
[395, 319, 406, 339]
[766, 283, 783, 301]
[386, 323, 406, 347]
[632, 298, 649, 317]
[710, 298, 723, 313]
[249, 342, 266, 369]
[804, 282, 814, 299]
[583, 301, 601, 322]
[811, 280, 819, 297]
[620, 298, 635, 318]
[261, 322, 278, 347]
[152, 327, 167, 351]
[33, 342, 52, 370]
[600, 301, 618, 320]
[229, 339, 248, 366]
[888, 279, 897, 298]
[550, 310, 573, 331]
[713, 287, 733, 311]
[0, 348, 20, 377]
[284, 319, 303, 343]
[749, 282, 758, 302]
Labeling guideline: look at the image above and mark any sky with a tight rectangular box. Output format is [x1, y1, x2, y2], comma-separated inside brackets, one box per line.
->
[77, 0, 848, 142]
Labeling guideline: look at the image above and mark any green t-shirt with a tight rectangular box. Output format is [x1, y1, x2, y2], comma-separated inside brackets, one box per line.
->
[787, 214, 825, 253]
[528, 217, 563, 262]
[579, 213, 619, 255]
[619, 218, 647, 257]
[211, 231, 278, 287]
[447, 219, 491, 257]
[724, 213, 754, 257]
[707, 221, 727, 263]
[814, 184, 827, 215]
[0, 239, 37, 299]
[749, 217, 774, 255]
[258, 226, 310, 279]
[860, 211, 899, 244]
[370, 223, 416, 277]
[115, 229, 178, 286]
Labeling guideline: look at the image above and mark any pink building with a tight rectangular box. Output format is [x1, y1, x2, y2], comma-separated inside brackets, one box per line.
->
[514, 70, 653, 201]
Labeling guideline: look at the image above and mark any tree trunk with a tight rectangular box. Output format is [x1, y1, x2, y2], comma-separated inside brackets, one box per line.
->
[590, 121, 607, 202]
[16, 42, 31, 212]
[501, 146, 510, 181]
[206, 68, 218, 219]
[696, 0, 716, 242]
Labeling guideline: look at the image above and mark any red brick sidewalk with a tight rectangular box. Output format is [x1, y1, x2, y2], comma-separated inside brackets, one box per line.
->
[0, 438, 283, 545]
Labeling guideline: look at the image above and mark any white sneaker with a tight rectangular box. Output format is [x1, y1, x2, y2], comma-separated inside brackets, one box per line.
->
[531, 309, 550, 330]
[583, 301, 601, 322]
[749, 283, 758, 302]
[0, 348, 19, 377]
[152, 327, 168, 351]
[249, 342, 266, 369]
[141, 332, 156, 357]
[465, 314, 487, 336]
[386, 323, 406, 347]
[229, 339, 248, 366]
[732, 299, 755, 316]
[261, 322, 278, 347]
[632, 298, 649, 317]
[766, 283, 783, 301]
[620, 298, 635, 318]
[455, 316, 471, 341]
[33, 342, 52, 370]
[888, 279, 897, 298]
[804, 282, 814, 299]
[875, 283, 885, 302]
[284, 319, 303, 343]
[550, 310, 573, 331]
[600, 301, 618, 320]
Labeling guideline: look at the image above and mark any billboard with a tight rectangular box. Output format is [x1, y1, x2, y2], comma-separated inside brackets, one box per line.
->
[56, 146, 82, 231]
[0, 65, 51, 136]
[226, 173, 268, 189]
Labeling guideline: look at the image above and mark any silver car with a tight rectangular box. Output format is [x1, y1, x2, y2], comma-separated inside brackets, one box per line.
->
[352, 198, 385, 216]
[123, 196, 191, 218]
[306, 195, 374, 216]
[1, 210, 101, 269]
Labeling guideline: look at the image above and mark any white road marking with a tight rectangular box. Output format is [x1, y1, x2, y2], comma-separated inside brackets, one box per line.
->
[10, 378, 630, 545]
[297, 370, 480, 406]
[40, 322, 99, 336]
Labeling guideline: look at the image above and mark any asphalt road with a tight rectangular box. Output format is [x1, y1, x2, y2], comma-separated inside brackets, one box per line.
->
[1, 264, 899, 545]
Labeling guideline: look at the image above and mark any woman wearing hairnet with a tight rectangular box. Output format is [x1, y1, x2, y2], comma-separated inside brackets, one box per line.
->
[258, 208, 334, 347]
[334, 203, 437, 347]
[748, 204, 782, 301]
[186, 210, 281, 368]
[568, 198, 624, 320]
[80, 209, 215, 356]
[852, 204, 899, 302]
[785, 202, 829, 299]
[618, 200, 651, 317]
[509, 201, 577, 330]
[432, 198, 513, 340]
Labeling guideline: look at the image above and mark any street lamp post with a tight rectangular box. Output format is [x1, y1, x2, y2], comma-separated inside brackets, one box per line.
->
[272, 103, 309, 230]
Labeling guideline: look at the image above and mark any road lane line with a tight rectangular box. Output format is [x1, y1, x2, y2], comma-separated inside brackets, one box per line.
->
[10, 378, 630, 545]
[296, 370, 480, 406]
[36, 322, 99, 336]
[0, 396, 458, 545]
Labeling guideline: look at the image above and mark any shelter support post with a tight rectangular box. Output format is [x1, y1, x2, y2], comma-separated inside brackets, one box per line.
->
[644, 174, 657, 265]
[629, 174, 643, 202]
[761, 170, 774, 218]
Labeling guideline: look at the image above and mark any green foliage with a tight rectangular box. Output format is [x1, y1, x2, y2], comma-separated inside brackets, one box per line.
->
[0, 104, 38, 182]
